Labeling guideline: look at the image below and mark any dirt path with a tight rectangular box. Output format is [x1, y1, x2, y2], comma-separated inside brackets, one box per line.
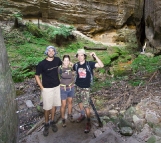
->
[21, 114, 95, 143]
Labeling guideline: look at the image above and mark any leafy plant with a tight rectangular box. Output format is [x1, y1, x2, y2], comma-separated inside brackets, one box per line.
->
[101, 55, 111, 66]
[12, 12, 23, 28]
[44, 24, 74, 40]
[26, 22, 44, 38]
[128, 79, 144, 86]
[131, 55, 161, 73]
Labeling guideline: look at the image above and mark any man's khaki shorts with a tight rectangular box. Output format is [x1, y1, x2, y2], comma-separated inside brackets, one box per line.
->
[41, 85, 61, 110]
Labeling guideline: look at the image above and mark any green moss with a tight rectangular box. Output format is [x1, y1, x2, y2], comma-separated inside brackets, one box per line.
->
[109, 52, 119, 59]
[147, 136, 156, 143]
[131, 54, 161, 73]
[26, 22, 44, 38]
[101, 55, 111, 66]
[128, 79, 144, 86]
[99, 68, 106, 74]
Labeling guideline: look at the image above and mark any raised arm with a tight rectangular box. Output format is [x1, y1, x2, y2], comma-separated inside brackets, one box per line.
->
[90, 52, 104, 68]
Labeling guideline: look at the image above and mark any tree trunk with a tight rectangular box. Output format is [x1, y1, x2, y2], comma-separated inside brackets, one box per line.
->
[14, 18, 19, 28]
[84, 46, 107, 50]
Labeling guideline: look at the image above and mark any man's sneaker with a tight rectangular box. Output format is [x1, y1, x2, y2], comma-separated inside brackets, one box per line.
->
[68, 114, 75, 122]
[62, 119, 66, 128]
[50, 121, 58, 132]
[76, 114, 85, 123]
[43, 123, 49, 136]
[84, 122, 91, 133]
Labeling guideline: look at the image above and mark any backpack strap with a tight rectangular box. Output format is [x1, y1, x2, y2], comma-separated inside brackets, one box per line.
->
[86, 61, 93, 85]
[75, 62, 78, 71]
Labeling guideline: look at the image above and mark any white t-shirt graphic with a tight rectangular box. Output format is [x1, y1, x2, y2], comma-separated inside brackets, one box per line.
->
[78, 68, 86, 78]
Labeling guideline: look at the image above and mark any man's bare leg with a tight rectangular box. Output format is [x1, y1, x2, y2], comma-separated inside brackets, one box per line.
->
[85, 107, 90, 119]
[44, 110, 50, 123]
[51, 106, 56, 121]
[78, 102, 84, 111]
[77, 102, 85, 122]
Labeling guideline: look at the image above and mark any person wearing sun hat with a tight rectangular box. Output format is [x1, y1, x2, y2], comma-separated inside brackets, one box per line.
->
[73, 48, 104, 133]
[35, 45, 62, 136]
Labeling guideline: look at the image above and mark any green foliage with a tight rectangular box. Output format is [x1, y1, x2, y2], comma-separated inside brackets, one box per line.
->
[147, 136, 156, 143]
[26, 22, 44, 38]
[4, 29, 26, 45]
[3, 26, 50, 82]
[12, 68, 35, 82]
[100, 54, 111, 66]
[10, 53, 44, 82]
[131, 55, 161, 73]
[99, 68, 106, 74]
[128, 79, 144, 86]
[44, 24, 74, 40]
[111, 46, 121, 53]
[92, 78, 112, 92]
[12, 12, 23, 20]
[109, 52, 119, 59]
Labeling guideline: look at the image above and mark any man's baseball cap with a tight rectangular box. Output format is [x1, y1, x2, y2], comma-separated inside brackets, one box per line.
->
[44, 46, 57, 55]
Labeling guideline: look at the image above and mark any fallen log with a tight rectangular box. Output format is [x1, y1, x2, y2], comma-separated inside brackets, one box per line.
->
[122, 95, 133, 110]
[84, 46, 107, 50]
[147, 71, 158, 84]
[107, 94, 124, 105]
[26, 117, 44, 135]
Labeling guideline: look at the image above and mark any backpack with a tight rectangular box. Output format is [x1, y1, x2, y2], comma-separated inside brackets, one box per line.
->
[58, 65, 73, 80]
[75, 61, 93, 86]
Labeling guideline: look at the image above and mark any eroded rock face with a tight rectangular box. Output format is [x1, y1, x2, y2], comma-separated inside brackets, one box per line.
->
[144, 0, 161, 50]
[4, 0, 161, 50]
[7, 0, 143, 33]
[0, 28, 18, 143]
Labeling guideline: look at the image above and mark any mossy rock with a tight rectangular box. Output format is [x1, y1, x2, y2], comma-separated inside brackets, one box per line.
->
[26, 22, 43, 38]
[118, 118, 133, 129]
[109, 52, 119, 60]
[123, 107, 136, 123]
[110, 60, 132, 76]
[147, 136, 156, 143]
[101, 55, 111, 66]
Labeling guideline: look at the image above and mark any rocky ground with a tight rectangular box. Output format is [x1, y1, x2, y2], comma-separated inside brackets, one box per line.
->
[15, 69, 161, 143]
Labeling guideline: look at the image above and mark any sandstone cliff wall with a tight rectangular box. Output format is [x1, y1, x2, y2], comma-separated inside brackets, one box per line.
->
[7, 0, 143, 33]
[3, 0, 161, 50]
[144, 0, 161, 49]
[0, 28, 18, 143]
